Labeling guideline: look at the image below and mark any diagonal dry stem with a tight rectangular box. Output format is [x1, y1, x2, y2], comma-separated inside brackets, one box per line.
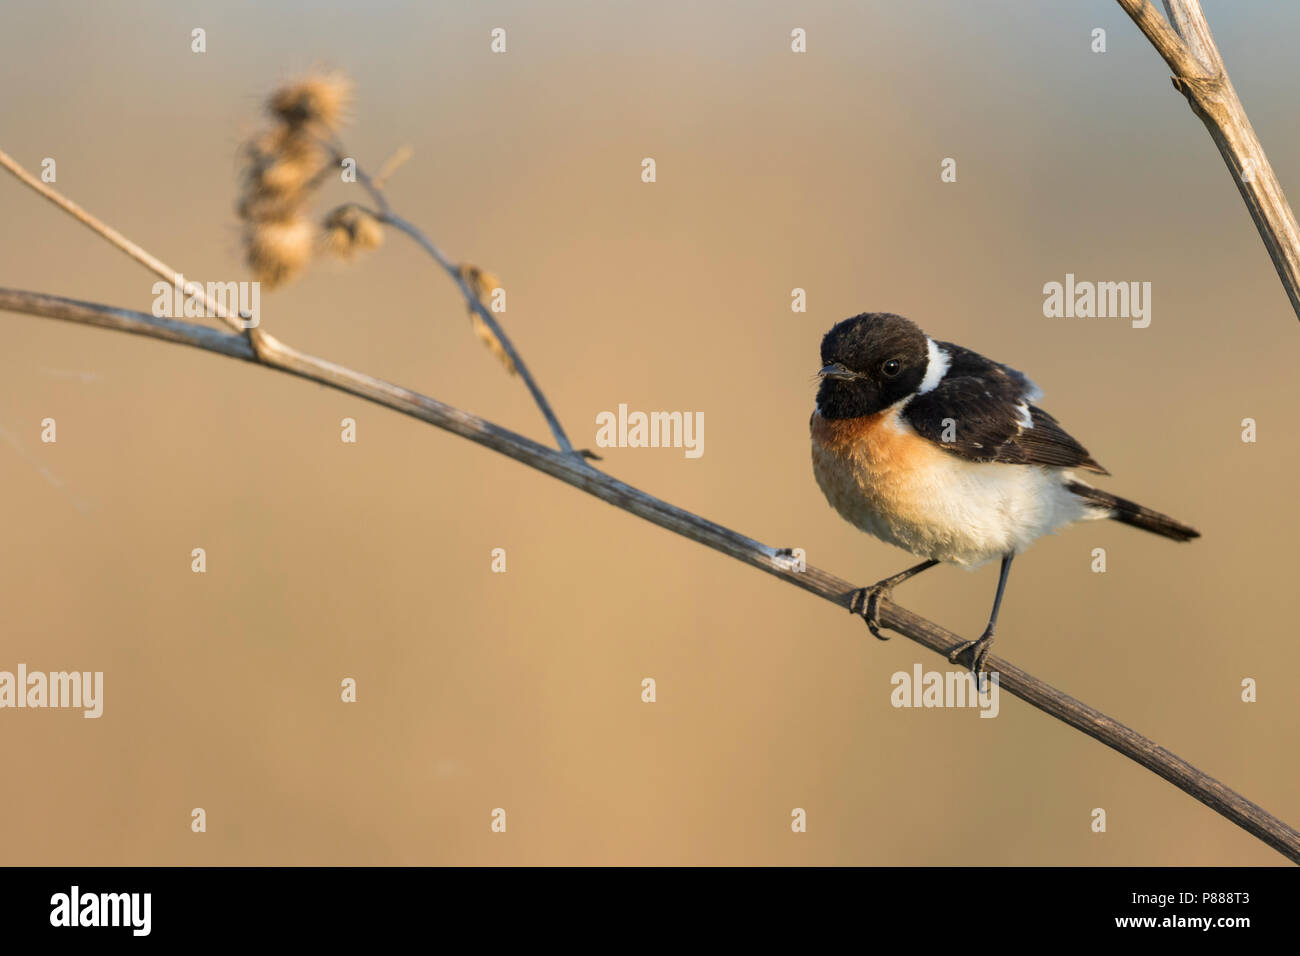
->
[0, 148, 247, 334]
[1116, 0, 1300, 319]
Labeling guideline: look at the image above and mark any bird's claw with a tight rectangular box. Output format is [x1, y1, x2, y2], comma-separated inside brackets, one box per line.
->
[948, 631, 995, 692]
[849, 584, 892, 641]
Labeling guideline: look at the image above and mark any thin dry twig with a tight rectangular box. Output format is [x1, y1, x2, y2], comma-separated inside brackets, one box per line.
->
[0, 148, 246, 334]
[323, 136, 584, 460]
[2, 285, 1297, 865]
[1117, 0, 1300, 319]
[372, 145, 413, 190]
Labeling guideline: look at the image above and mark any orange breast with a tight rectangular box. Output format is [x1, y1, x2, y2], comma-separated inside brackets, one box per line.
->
[810, 406, 940, 547]
[810, 407, 930, 472]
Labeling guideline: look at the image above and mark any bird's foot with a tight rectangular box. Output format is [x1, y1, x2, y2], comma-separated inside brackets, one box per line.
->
[949, 630, 996, 691]
[848, 559, 942, 642]
[849, 581, 894, 641]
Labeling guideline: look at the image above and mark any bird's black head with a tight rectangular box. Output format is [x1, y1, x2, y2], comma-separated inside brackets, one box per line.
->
[816, 313, 930, 419]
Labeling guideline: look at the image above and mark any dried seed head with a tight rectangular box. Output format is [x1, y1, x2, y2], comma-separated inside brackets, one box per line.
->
[268, 72, 352, 132]
[237, 128, 326, 215]
[236, 72, 357, 289]
[259, 153, 319, 196]
[237, 189, 304, 224]
[245, 217, 315, 288]
[322, 205, 384, 258]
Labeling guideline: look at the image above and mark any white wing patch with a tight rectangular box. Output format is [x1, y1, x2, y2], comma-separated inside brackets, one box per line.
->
[917, 338, 950, 395]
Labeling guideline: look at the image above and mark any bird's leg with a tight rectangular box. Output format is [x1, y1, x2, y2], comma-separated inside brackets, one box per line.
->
[850, 559, 940, 641]
[949, 554, 1014, 690]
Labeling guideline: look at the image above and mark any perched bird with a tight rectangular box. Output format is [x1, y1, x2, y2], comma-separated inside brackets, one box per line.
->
[810, 312, 1198, 677]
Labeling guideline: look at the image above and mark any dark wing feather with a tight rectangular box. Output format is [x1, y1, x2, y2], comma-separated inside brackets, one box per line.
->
[937, 342, 1043, 401]
[905, 345, 1108, 474]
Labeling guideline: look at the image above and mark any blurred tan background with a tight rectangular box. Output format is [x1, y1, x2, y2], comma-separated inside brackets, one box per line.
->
[1, 0, 1297, 865]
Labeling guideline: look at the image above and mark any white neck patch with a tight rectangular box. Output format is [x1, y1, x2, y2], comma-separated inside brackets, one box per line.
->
[917, 338, 950, 395]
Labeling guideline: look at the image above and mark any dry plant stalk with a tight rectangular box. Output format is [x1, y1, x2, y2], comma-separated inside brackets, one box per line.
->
[1119, 0, 1300, 319]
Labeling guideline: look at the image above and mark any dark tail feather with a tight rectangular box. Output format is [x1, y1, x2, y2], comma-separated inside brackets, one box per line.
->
[1066, 481, 1200, 542]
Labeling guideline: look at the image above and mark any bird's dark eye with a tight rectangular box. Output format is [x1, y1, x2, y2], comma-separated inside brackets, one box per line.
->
[881, 358, 902, 377]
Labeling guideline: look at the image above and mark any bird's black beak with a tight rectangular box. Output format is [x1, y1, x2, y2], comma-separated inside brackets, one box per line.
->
[818, 363, 857, 382]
